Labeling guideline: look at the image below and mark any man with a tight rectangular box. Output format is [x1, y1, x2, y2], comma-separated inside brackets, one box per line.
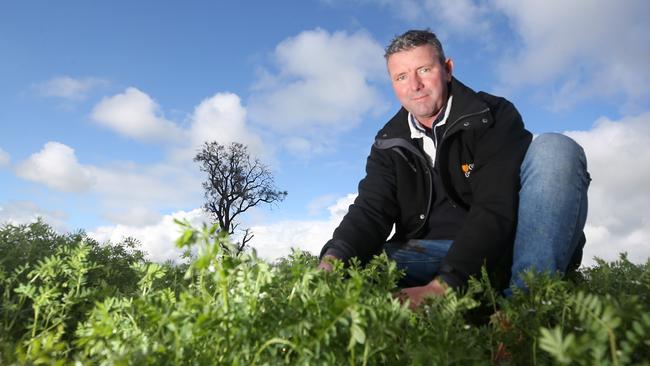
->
[318, 29, 590, 308]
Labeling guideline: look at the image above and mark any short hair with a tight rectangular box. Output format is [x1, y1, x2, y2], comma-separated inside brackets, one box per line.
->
[384, 29, 446, 64]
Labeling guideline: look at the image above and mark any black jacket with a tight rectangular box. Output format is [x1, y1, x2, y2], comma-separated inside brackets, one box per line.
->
[320, 78, 533, 288]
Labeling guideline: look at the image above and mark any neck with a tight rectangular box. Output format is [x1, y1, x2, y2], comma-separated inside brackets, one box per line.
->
[416, 109, 443, 129]
[417, 89, 450, 129]
[419, 104, 448, 129]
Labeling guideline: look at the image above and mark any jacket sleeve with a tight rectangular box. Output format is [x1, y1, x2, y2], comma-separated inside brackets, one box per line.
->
[439, 97, 532, 288]
[319, 145, 399, 264]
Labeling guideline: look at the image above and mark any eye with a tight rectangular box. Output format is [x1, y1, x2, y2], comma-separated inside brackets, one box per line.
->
[395, 74, 407, 82]
[418, 67, 430, 74]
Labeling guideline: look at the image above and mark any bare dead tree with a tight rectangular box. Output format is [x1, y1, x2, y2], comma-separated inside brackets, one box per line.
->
[194, 141, 287, 253]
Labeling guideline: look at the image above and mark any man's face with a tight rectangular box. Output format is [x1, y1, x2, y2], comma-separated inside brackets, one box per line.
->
[387, 44, 453, 127]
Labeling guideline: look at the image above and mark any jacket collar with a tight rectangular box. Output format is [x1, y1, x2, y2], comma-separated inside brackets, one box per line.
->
[444, 77, 489, 135]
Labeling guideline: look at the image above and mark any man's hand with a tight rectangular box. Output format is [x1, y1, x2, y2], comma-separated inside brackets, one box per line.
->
[396, 278, 448, 310]
[317, 254, 340, 272]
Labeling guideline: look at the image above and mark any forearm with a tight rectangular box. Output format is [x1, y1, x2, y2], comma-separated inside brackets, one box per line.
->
[319, 147, 398, 264]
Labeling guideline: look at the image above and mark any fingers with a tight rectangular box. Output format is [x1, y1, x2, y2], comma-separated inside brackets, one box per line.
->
[394, 283, 446, 311]
[317, 261, 333, 271]
[394, 288, 420, 310]
[394, 289, 409, 304]
[317, 254, 340, 272]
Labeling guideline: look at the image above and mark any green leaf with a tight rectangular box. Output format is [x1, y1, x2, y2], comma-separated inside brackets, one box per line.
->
[539, 326, 575, 365]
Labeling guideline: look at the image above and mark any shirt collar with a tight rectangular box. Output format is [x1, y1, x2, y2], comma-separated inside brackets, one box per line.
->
[407, 95, 454, 139]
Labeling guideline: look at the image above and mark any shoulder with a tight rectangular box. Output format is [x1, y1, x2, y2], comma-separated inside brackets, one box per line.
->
[477, 91, 520, 117]
[450, 77, 521, 120]
[450, 79, 530, 145]
[375, 107, 410, 140]
[479, 93, 526, 133]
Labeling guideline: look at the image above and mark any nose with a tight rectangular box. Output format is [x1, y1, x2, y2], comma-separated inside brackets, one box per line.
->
[408, 73, 423, 91]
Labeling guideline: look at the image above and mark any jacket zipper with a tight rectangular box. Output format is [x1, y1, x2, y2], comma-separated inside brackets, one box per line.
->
[375, 106, 489, 236]
[434, 107, 490, 208]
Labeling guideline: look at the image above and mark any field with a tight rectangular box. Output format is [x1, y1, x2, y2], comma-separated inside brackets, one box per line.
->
[1, 220, 649, 365]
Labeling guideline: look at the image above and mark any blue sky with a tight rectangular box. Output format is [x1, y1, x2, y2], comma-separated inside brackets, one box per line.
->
[1, 0, 649, 264]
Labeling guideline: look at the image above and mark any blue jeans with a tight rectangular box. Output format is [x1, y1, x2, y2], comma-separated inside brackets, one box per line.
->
[385, 133, 590, 293]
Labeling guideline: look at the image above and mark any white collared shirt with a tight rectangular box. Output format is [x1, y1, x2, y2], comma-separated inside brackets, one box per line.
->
[407, 95, 453, 166]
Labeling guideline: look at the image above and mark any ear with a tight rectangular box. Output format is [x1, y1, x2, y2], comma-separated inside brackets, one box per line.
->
[444, 58, 454, 81]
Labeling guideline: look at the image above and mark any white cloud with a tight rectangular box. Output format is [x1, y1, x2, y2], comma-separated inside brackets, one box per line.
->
[0, 200, 68, 232]
[342, 0, 649, 110]
[96, 93, 272, 222]
[565, 112, 650, 265]
[88, 161, 202, 216]
[282, 136, 313, 156]
[34, 76, 108, 100]
[417, 0, 494, 39]
[247, 193, 356, 261]
[91, 87, 184, 143]
[87, 192, 352, 264]
[14, 87, 272, 228]
[322, 0, 422, 23]
[493, 0, 650, 109]
[306, 194, 341, 216]
[334, 0, 495, 40]
[103, 206, 163, 227]
[91, 89, 269, 164]
[432, 0, 489, 29]
[89, 208, 211, 263]
[249, 28, 388, 151]
[180, 93, 266, 160]
[0, 147, 9, 167]
[583, 224, 648, 266]
[15, 142, 95, 193]
[13, 141, 203, 226]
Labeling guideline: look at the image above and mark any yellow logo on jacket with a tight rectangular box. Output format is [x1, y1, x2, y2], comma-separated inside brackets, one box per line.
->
[461, 163, 474, 178]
